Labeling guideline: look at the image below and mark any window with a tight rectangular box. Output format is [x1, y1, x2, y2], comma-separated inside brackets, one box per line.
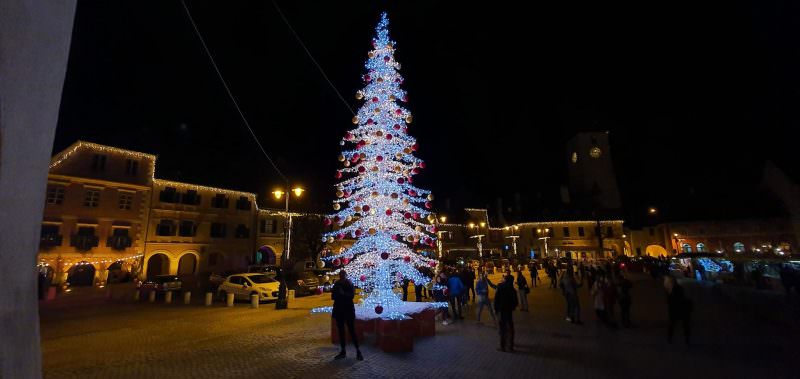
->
[562, 227, 570, 238]
[125, 159, 139, 175]
[159, 187, 178, 203]
[229, 276, 244, 285]
[636, 247, 642, 256]
[606, 227, 613, 238]
[107, 228, 132, 250]
[83, 189, 100, 207]
[91, 154, 106, 171]
[40, 224, 62, 247]
[181, 190, 200, 205]
[71, 226, 99, 250]
[548, 228, 554, 238]
[259, 219, 267, 234]
[236, 196, 251, 211]
[682, 243, 692, 253]
[696, 243, 706, 252]
[46, 185, 65, 205]
[179, 221, 197, 237]
[211, 194, 229, 208]
[119, 192, 133, 210]
[156, 219, 176, 236]
[210, 223, 227, 238]
[733, 242, 745, 253]
[578, 227, 585, 237]
[270, 219, 278, 234]
[235, 224, 250, 238]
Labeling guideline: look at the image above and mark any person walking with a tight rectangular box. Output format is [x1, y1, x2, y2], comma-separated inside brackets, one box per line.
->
[618, 274, 633, 327]
[464, 267, 477, 303]
[591, 272, 615, 328]
[475, 273, 497, 324]
[560, 268, 582, 324]
[434, 272, 451, 325]
[531, 264, 539, 287]
[665, 276, 693, 345]
[447, 270, 465, 321]
[494, 275, 518, 352]
[332, 270, 363, 361]
[401, 278, 410, 301]
[603, 274, 619, 324]
[414, 279, 424, 302]
[516, 269, 529, 312]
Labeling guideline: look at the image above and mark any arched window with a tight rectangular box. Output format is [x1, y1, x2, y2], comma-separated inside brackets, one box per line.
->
[696, 243, 706, 252]
[733, 242, 745, 253]
[682, 243, 692, 253]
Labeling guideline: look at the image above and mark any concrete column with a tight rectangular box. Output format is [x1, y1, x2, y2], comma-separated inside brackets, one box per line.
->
[250, 294, 259, 309]
[226, 293, 234, 307]
[148, 291, 156, 303]
[0, 1, 77, 378]
[164, 291, 172, 304]
[183, 291, 191, 305]
[204, 292, 213, 306]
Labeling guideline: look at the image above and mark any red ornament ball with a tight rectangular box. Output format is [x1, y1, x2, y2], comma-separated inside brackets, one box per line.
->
[408, 189, 417, 196]
[323, 218, 332, 226]
[429, 261, 437, 268]
[403, 256, 411, 263]
[402, 95, 409, 102]
[360, 275, 367, 282]
[386, 133, 393, 140]
[443, 288, 449, 296]
[425, 201, 432, 209]
[376, 155, 384, 162]
[337, 233, 345, 240]
[362, 205, 370, 212]
[371, 97, 379, 103]
[358, 166, 366, 173]
[355, 229, 362, 236]
[345, 132, 353, 140]
[411, 143, 419, 151]
[390, 234, 398, 240]
[366, 118, 374, 125]
[383, 56, 390, 62]
[342, 258, 350, 265]
[395, 109, 402, 115]
[381, 252, 390, 260]
[375, 305, 384, 314]
[364, 75, 371, 82]
[333, 216, 341, 223]
[393, 124, 401, 130]
[332, 258, 341, 266]
[404, 212, 412, 219]
[419, 162, 426, 169]
[385, 209, 393, 216]
[412, 168, 420, 174]
[334, 171, 342, 179]
[397, 177, 405, 184]
[407, 177, 413, 184]
[412, 213, 420, 220]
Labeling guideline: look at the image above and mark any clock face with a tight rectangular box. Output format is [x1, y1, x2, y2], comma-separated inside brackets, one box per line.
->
[590, 147, 602, 158]
[571, 152, 578, 163]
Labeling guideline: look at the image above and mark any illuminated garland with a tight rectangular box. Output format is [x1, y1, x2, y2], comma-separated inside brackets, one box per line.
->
[38, 254, 144, 268]
[320, 13, 437, 317]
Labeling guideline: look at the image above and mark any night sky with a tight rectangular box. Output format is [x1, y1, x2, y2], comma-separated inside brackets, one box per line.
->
[55, 1, 799, 226]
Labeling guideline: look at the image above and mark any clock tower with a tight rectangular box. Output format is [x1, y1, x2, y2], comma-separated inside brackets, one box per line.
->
[566, 132, 622, 211]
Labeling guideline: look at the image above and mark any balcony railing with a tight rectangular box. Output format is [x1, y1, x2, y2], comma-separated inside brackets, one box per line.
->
[40, 234, 63, 248]
[71, 235, 99, 251]
[107, 235, 133, 250]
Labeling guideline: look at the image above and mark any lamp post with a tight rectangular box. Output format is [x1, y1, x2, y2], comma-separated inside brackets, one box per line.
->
[505, 235, 519, 256]
[538, 236, 550, 258]
[272, 186, 304, 261]
[469, 234, 485, 260]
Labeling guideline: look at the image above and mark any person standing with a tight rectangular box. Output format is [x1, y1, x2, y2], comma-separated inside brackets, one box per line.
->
[447, 270, 465, 321]
[560, 268, 582, 324]
[434, 272, 451, 325]
[516, 269, 529, 312]
[618, 274, 633, 327]
[332, 270, 363, 361]
[494, 275, 518, 352]
[464, 267, 477, 303]
[665, 276, 693, 345]
[401, 278, 410, 301]
[475, 273, 497, 324]
[531, 264, 539, 287]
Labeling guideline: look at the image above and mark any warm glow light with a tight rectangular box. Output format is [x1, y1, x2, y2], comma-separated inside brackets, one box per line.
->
[272, 190, 284, 199]
[468, 223, 475, 228]
[537, 228, 542, 233]
[622, 234, 627, 238]
[292, 187, 305, 197]
[648, 207, 658, 214]
[545, 228, 550, 233]
[479, 222, 486, 227]
[439, 216, 447, 223]
[673, 233, 679, 237]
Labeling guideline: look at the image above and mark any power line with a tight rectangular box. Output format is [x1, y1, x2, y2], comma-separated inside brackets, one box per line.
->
[271, 0, 356, 116]
[179, 0, 288, 182]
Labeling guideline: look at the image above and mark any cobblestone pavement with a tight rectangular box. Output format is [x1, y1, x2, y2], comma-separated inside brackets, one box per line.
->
[40, 271, 798, 379]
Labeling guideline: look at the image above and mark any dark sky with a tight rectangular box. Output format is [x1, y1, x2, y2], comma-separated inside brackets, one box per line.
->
[55, 1, 799, 225]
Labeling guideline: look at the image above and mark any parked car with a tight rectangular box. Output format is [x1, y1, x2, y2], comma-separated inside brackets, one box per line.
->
[217, 273, 280, 302]
[138, 275, 182, 293]
[247, 265, 280, 277]
[313, 268, 335, 291]
[285, 270, 321, 296]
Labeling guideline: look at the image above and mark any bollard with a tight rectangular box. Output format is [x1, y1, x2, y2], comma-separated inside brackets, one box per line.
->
[148, 290, 156, 303]
[204, 292, 213, 306]
[164, 291, 173, 304]
[226, 292, 235, 307]
[251, 294, 259, 309]
[134, 290, 140, 301]
[183, 291, 191, 305]
[47, 286, 57, 301]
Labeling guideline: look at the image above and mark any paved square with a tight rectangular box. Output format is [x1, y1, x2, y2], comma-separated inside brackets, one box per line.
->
[40, 271, 797, 378]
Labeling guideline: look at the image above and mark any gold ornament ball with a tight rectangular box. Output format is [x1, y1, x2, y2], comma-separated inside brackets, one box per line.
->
[376, 130, 383, 137]
[368, 228, 377, 235]
[394, 166, 402, 172]
[406, 235, 414, 242]
[345, 216, 352, 222]
[403, 148, 412, 154]
[405, 115, 413, 123]
[374, 108, 381, 114]
[336, 190, 344, 198]
[389, 95, 396, 101]
[354, 206, 362, 213]
[376, 77, 384, 83]
[386, 43, 392, 49]
[390, 193, 399, 199]
[371, 166, 379, 172]
[355, 91, 363, 100]
[402, 198, 410, 205]
[395, 153, 403, 159]
[352, 116, 359, 124]
[368, 52, 374, 58]
[415, 226, 423, 232]
[344, 161, 351, 167]
[333, 203, 341, 210]
[338, 154, 345, 162]
[360, 153, 366, 159]
[371, 191, 379, 198]
[327, 236, 335, 243]
[427, 194, 434, 201]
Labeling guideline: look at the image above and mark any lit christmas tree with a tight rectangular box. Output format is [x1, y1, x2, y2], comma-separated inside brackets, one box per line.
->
[321, 12, 438, 318]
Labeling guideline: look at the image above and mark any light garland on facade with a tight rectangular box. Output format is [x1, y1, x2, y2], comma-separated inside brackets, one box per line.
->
[319, 13, 437, 318]
[153, 179, 256, 199]
[39, 254, 144, 268]
[49, 141, 156, 179]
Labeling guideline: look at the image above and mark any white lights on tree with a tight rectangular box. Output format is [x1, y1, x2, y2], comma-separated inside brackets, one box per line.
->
[322, 12, 437, 318]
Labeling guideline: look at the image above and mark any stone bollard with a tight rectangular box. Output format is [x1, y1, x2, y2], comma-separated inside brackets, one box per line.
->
[183, 291, 191, 305]
[134, 290, 141, 302]
[204, 292, 213, 306]
[250, 294, 259, 309]
[226, 292, 235, 307]
[165, 291, 173, 304]
[47, 286, 57, 301]
[148, 290, 156, 303]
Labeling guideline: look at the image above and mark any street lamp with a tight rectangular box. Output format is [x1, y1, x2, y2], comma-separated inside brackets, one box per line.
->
[505, 235, 519, 256]
[538, 236, 550, 258]
[272, 186, 304, 261]
[470, 234, 485, 259]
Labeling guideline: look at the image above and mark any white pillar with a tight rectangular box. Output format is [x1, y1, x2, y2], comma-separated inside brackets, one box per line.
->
[148, 291, 156, 303]
[250, 294, 259, 309]
[164, 291, 172, 304]
[0, 2, 77, 378]
[204, 292, 213, 306]
[134, 290, 141, 301]
[226, 293, 235, 307]
[183, 291, 191, 305]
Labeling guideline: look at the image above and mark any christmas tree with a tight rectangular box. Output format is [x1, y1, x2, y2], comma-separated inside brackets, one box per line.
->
[321, 12, 438, 318]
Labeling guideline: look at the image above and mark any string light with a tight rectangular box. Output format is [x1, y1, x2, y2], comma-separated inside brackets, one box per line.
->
[49, 141, 156, 179]
[153, 179, 256, 199]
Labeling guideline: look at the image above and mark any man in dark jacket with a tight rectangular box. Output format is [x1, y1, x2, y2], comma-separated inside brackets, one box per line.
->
[494, 275, 519, 352]
[665, 276, 692, 345]
[332, 270, 363, 360]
